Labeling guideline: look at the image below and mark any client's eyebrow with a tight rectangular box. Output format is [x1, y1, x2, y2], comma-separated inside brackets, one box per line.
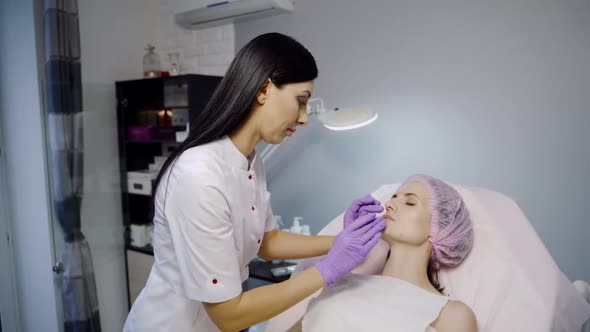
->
[392, 192, 420, 199]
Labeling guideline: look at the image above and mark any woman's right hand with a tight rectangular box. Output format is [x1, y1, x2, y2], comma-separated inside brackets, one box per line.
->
[314, 213, 385, 286]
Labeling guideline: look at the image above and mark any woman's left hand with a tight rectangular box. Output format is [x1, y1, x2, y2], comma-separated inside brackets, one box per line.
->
[343, 194, 383, 228]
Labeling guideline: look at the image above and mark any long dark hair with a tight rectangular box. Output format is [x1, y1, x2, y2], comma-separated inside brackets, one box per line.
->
[151, 32, 318, 210]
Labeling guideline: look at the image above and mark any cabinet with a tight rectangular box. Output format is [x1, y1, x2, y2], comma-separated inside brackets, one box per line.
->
[116, 74, 222, 307]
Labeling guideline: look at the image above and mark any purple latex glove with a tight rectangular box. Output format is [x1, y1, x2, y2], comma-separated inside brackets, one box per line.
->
[315, 213, 386, 286]
[343, 194, 384, 229]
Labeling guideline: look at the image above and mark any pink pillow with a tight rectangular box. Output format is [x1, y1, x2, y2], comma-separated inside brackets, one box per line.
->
[265, 183, 590, 332]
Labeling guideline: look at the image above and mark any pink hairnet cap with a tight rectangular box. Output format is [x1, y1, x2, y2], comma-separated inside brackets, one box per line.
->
[401, 174, 474, 269]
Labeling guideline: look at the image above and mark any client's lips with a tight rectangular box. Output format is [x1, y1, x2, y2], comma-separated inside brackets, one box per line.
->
[383, 214, 396, 222]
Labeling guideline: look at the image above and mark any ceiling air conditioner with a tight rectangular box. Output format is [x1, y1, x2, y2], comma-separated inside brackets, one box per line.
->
[175, 0, 294, 30]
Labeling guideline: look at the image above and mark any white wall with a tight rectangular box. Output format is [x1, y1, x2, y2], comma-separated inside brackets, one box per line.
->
[0, 0, 60, 331]
[79, 0, 160, 83]
[0, 75, 21, 332]
[236, 0, 590, 281]
[77, 0, 161, 331]
[156, 0, 235, 76]
[79, 0, 234, 84]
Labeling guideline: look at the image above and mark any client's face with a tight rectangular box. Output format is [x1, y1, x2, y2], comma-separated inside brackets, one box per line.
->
[381, 182, 431, 246]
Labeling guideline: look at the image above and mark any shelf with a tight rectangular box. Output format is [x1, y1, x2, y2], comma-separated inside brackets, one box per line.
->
[125, 191, 152, 197]
[125, 140, 181, 144]
[163, 105, 190, 109]
[126, 243, 154, 255]
[125, 106, 190, 112]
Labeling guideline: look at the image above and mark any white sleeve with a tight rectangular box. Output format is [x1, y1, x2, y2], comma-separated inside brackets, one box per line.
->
[164, 173, 242, 303]
[264, 190, 277, 232]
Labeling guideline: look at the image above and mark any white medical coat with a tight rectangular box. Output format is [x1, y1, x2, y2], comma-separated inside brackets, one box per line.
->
[123, 136, 276, 331]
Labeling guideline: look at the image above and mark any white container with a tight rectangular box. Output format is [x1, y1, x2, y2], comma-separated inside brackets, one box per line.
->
[148, 163, 159, 172]
[127, 170, 157, 195]
[153, 156, 167, 164]
[164, 82, 188, 108]
[148, 156, 167, 172]
[301, 225, 311, 236]
[145, 224, 155, 245]
[274, 215, 284, 228]
[171, 108, 189, 126]
[290, 217, 303, 234]
[175, 122, 190, 142]
[130, 224, 148, 247]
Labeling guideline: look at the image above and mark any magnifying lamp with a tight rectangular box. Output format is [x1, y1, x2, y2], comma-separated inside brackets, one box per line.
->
[260, 98, 378, 163]
[307, 98, 378, 131]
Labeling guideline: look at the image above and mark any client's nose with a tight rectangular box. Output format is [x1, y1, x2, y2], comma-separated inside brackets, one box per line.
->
[387, 203, 397, 212]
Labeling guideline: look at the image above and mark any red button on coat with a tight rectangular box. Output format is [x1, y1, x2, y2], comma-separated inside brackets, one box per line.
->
[257, 239, 261, 244]
[248, 175, 253, 180]
[212, 279, 218, 285]
[251, 206, 255, 211]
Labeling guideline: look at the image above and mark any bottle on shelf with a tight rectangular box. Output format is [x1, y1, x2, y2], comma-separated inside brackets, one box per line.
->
[143, 44, 161, 78]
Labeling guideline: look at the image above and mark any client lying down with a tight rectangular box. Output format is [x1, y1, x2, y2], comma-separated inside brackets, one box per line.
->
[288, 174, 477, 332]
